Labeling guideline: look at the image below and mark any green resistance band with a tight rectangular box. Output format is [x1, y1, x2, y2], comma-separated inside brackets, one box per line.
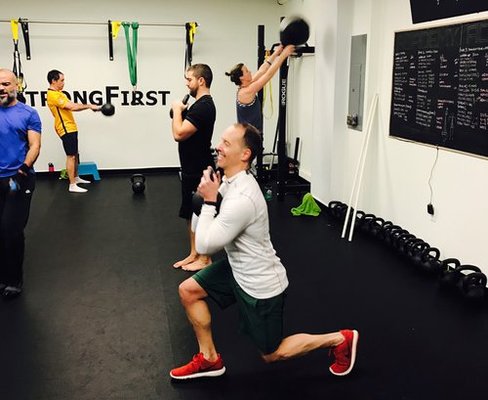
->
[122, 21, 139, 89]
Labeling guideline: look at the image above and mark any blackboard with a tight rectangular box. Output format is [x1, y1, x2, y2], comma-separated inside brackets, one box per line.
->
[410, 0, 488, 24]
[389, 19, 488, 158]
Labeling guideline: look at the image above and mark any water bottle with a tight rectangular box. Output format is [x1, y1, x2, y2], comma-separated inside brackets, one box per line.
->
[48, 162, 54, 172]
[9, 178, 19, 192]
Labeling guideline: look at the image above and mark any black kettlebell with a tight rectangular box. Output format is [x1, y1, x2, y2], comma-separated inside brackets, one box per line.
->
[381, 224, 402, 244]
[357, 213, 376, 233]
[419, 247, 441, 275]
[409, 240, 430, 266]
[192, 192, 223, 216]
[403, 237, 419, 259]
[131, 174, 146, 194]
[353, 210, 366, 228]
[280, 16, 310, 46]
[170, 94, 190, 118]
[438, 258, 463, 288]
[394, 233, 415, 255]
[370, 218, 390, 238]
[453, 265, 482, 291]
[387, 227, 408, 248]
[327, 201, 346, 220]
[100, 103, 115, 116]
[460, 271, 487, 303]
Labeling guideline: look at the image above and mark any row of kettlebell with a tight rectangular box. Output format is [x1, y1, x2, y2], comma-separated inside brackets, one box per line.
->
[327, 201, 487, 304]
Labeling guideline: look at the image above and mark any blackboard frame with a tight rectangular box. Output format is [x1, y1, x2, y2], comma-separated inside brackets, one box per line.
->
[389, 18, 488, 158]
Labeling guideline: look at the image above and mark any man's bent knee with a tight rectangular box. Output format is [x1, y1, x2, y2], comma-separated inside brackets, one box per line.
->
[178, 278, 206, 305]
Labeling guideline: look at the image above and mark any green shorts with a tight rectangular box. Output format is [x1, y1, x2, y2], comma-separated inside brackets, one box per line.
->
[193, 258, 286, 355]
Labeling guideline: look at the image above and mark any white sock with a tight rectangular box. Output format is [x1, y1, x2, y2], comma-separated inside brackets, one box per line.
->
[69, 184, 88, 193]
[75, 176, 91, 184]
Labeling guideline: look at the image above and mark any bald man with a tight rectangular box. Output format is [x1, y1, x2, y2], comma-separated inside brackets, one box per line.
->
[0, 68, 42, 298]
[170, 123, 359, 380]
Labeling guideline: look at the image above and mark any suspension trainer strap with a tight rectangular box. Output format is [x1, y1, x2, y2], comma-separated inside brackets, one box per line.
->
[10, 19, 26, 102]
[112, 21, 122, 38]
[107, 21, 121, 61]
[108, 20, 114, 61]
[185, 22, 197, 70]
[19, 18, 31, 60]
[122, 21, 139, 90]
[10, 19, 19, 42]
[10, 19, 20, 77]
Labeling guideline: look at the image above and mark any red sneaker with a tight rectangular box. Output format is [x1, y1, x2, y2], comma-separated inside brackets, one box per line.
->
[329, 329, 359, 376]
[170, 353, 226, 380]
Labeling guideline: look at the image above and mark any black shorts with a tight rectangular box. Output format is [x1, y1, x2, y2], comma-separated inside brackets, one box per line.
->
[179, 172, 202, 220]
[61, 132, 79, 156]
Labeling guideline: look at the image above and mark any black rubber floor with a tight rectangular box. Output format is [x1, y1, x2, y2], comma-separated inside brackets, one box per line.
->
[1, 173, 487, 400]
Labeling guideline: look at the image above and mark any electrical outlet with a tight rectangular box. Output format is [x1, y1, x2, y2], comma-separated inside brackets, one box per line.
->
[427, 203, 434, 215]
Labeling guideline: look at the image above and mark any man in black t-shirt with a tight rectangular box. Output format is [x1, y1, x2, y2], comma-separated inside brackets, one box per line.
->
[171, 64, 216, 271]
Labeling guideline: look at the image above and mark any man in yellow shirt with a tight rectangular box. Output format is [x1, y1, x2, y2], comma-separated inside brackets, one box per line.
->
[46, 70, 100, 193]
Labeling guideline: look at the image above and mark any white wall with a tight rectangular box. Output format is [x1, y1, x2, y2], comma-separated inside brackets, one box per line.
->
[369, 1, 488, 272]
[3, 0, 488, 272]
[291, 0, 488, 272]
[279, 0, 316, 181]
[1, 0, 285, 170]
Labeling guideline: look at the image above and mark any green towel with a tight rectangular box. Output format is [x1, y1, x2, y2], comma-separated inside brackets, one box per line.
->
[59, 169, 68, 180]
[291, 193, 322, 216]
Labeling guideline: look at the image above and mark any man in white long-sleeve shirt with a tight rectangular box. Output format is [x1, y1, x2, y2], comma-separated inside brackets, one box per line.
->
[170, 123, 359, 380]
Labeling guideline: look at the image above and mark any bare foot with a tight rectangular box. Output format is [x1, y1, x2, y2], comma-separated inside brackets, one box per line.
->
[182, 256, 212, 271]
[173, 253, 198, 269]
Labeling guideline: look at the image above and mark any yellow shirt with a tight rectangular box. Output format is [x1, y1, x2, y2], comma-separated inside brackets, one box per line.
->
[46, 89, 78, 136]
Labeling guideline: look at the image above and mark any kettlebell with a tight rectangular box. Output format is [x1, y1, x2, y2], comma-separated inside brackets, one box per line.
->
[131, 174, 146, 194]
[358, 213, 376, 233]
[327, 201, 346, 220]
[438, 258, 463, 289]
[100, 103, 115, 116]
[280, 16, 310, 46]
[409, 240, 430, 266]
[192, 192, 223, 216]
[402, 236, 421, 259]
[353, 210, 366, 228]
[460, 271, 487, 303]
[381, 224, 402, 244]
[387, 227, 408, 248]
[170, 94, 190, 118]
[370, 218, 390, 238]
[394, 233, 416, 255]
[453, 265, 482, 292]
[419, 246, 441, 275]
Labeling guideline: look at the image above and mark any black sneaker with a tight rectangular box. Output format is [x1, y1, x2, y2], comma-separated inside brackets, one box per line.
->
[2, 285, 22, 299]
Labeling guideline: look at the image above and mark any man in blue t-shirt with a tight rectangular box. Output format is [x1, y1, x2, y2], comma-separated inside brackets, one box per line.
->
[0, 68, 42, 298]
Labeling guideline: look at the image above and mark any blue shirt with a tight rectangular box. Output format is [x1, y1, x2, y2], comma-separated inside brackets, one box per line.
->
[0, 102, 42, 178]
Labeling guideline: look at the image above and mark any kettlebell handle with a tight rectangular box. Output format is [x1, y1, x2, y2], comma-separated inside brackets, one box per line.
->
[455, 265, 482, 275]
[462, 271, 487, 287]
[440, 257, 461, 272]
[421, 246, 440, 261]
[131, 174, 146, 183]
